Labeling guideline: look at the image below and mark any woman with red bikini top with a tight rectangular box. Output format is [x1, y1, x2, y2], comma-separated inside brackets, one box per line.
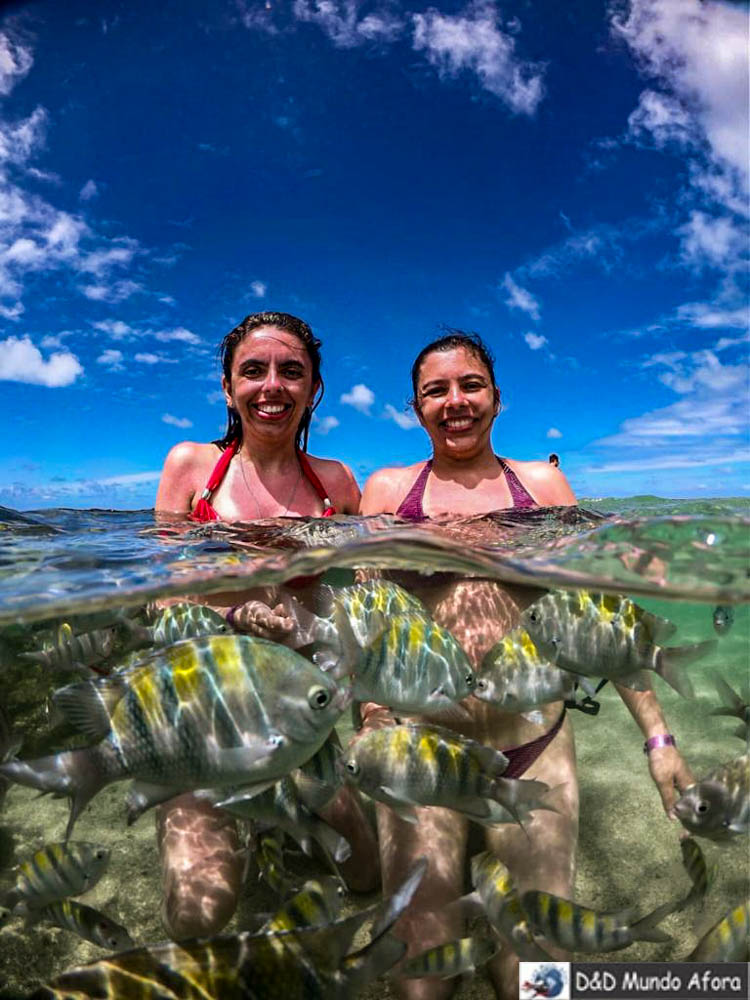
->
[357, 331, 693, 1000]
[153, 312, 377, 942]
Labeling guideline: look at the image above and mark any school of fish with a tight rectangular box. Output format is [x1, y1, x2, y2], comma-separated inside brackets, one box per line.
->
[0, 582, 747, 996]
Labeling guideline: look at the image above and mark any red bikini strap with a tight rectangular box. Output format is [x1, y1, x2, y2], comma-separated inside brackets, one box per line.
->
[204, 438, 239, 496]
[296, 449, 336, 517]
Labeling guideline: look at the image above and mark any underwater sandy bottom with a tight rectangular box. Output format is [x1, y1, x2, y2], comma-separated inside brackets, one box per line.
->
[0, 655, 747, 998]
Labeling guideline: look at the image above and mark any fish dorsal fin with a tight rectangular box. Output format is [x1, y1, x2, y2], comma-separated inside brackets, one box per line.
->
[639, 609, 677, 642]
[51, 677, 127, 739]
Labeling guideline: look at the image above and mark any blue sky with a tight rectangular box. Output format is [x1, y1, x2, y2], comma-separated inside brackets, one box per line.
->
[0, 0, 747, 509]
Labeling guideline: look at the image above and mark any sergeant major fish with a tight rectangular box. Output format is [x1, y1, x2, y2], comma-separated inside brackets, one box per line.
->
[145, 602, 230, 645]
[521, 889, 676, 953]
[339, 723, 550, 826]
[19, 623, 122, 678]
[2, 842, 110, 913]
[522, 590, 716, 698]
[673, 753, 749, 841]
[475, 626, 595, 715]
[686, 898, 750, 961]
[679, 836, 711, 907]
[29, 859, 428, 1000]
[32, 898, 134, 951]
[396, 935, 499, 980]
[0, 635, 350, 838]
[261, 876, 344, 933]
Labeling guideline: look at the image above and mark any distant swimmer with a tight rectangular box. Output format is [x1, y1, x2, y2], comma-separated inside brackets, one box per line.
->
[548, 452, 560, 467]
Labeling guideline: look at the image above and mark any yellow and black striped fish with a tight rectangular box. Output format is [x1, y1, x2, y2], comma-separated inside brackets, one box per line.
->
[257, 830, 297, 896]
[522, 590, 715, 698]
[146, 602, 229, 645]
[687, 898, 750, 961]
[1, 635, 349, 839]
[522, 889, 675, 953]
[3, 842, 110, 913]
[470, 851, 551, 961]
[396, 935, 498, 980]
[19, 623, 120, 677]
[34, 898, 133, 951]
[341, 723, 549, 826]
[679, 836, 710, 906]
[262, 876, 344, 933]
[674, 752, 749, 841]
[29, 859, 428, 1000]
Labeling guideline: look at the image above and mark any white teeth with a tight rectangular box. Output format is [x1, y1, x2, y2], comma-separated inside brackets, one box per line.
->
[444, 418, 473, 430]
[257, 404, 286, 414]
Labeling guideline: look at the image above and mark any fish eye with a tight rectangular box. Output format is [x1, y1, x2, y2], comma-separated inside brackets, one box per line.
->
[308, 686, 330, 709]
[95, 848, 107, 860]
[465, 671, 475, 688]
[476, 679, 487, 691]
[345, 760, 359, 775]
[696, 801, 709, 814]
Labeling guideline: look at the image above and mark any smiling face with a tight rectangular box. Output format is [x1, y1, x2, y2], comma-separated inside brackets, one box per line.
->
[414, 346, 500, 459]
[222, 327, 319, 445]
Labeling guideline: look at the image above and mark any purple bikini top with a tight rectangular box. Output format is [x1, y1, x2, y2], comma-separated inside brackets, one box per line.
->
[395, 457, 535, 522]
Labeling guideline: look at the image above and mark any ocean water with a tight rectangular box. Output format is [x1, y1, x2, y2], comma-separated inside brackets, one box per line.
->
[0, 498, 748, 997]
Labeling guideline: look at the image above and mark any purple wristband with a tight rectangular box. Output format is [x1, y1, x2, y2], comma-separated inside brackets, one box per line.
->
[643, 734, 676, 754]
[226, 605, 242, 629]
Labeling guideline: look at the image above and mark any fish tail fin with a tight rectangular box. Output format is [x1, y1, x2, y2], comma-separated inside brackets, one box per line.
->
[657, 640, 717, 698]
[341, 934, 407, 991]
[0, 748, 106, 841]
[710, 675, 745, 717]
[489, 776, 552, 823]
[632, 899, 679, 943]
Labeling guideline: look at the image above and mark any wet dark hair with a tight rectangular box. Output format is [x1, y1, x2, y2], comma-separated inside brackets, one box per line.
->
[215, 311, 323, 452]
[409, 329, 500, 412]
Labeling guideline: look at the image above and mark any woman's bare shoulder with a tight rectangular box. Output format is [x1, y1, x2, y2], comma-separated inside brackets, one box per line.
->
[156, 441, 220, 512]
[360, 461, 425, 515]
[306, 454, 361, 513]
[505, 457, 577, 506]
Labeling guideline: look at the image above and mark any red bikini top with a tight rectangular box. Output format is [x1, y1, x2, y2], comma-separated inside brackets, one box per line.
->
[189, 439, 336, 522]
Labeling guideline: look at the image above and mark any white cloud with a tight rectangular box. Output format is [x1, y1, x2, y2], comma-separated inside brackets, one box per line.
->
[412, 1, 544, 114]
[340, 382, 375, 414]
[79, 179, 99, 201]
[154, 326, 201, 345]
[0, 34, 33, 95]
[675, 301, 750, 330]
[626, 88, 694, 149]
[313, 414, 340, 434]
[162, 413, 193, 428]
[614, 0, 749, 195]
[547, 427, 562, 439]
[523, 332, 547, 350]
[135, 352, 176, 365]
[292, 1, 404, 48]
[97, 349, 123, 370]
[677, 210, 745, 270]
[250, 279, 267, 298]
[383, 403, 420, 430]
[81, 279, 142, 303]
[0, 335, 83, 387]
[78, 242, 137, 276]
[92, 319, 137, 339]
[501, 272, 540, 320]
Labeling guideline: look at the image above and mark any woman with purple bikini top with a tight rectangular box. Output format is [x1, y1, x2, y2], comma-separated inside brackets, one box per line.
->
[356, 330, 692, 1000]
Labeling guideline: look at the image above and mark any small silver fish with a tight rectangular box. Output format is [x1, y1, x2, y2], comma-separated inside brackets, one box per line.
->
[3, 842, 110, 913]
[712, 605, 734, 635]
[340, 723, 549, 826]
[522, 889, 675, 953]
[34, 898, 134, 951]
[522, 590, 715, 698]
[687, 898, 750, 961]
[673, 753, 749, 841]
[396, 935, 498, 980]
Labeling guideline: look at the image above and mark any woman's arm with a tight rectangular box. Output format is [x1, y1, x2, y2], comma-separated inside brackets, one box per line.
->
[155, 442, 205, 514]
[616, 684, 695, 816]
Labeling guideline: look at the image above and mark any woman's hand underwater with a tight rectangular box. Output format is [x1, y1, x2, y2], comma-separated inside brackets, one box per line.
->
[228, 600, 295, 643]
[647, 744, 696, 818]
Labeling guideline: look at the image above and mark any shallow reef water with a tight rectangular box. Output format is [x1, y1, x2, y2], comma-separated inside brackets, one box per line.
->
[0, 498, 748, 997]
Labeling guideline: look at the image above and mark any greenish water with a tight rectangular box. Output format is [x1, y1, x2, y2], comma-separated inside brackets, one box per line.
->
[0, 499, 748, 997]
